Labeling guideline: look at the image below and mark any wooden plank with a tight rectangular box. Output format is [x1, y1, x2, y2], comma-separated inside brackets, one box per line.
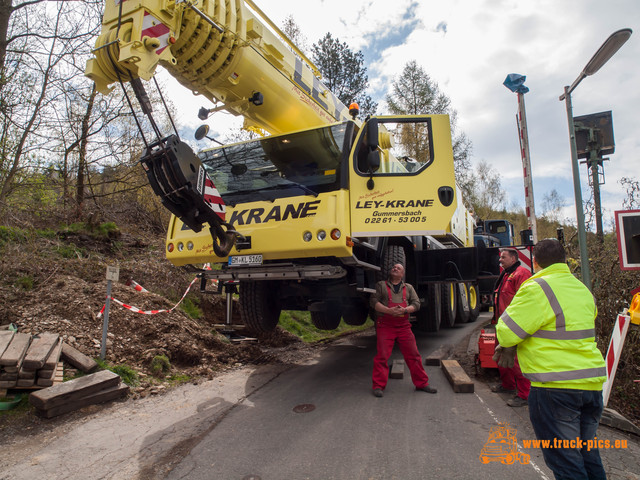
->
[3, 366, 18, 373]
[42, 339, 63, 370]
[441, 359, 474, 393]
[0, 380, 17, 388]
[61, 343, 98, 373]
[390, 359, 405, 379]
[38, 368, 55, 378]
[36, 383, 129, 418]
[0, 330, 15, 358]
[36, 362, 62, 386]
[23, 333, 59, 370]
[29, 370, 120, 410]
[18, 368, 36, 379]
[16, 378, 35, 388]
[0, 372, 18, 381]
[0, 333, 31, 368]
[425, 344, 453, 366]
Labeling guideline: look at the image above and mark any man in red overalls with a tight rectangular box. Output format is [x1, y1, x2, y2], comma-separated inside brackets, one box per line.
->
[371, 263, 436, 397]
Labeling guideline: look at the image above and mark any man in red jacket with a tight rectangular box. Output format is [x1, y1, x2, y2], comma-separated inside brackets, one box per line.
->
[491, 248, 531, 407]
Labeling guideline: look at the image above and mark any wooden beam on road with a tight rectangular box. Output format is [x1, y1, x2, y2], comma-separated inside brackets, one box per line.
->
[390, 359, 405, 379]
[441, 359, 474, 393]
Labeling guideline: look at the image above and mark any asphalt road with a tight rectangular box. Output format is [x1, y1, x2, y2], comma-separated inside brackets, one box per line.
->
[2, 313, 639, 480]
[165, 313, 556, 480]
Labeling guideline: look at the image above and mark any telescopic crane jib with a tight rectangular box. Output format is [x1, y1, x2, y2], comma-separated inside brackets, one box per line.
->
[86, 0, 353, 255]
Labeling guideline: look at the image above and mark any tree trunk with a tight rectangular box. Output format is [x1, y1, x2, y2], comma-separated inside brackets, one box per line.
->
[0, 0, 12, 78]
[75, 83, 97, 218]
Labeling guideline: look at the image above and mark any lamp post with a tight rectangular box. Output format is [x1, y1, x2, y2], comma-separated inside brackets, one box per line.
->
[559, 28, 632, 291]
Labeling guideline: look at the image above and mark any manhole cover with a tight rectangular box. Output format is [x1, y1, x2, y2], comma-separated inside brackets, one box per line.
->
[293, 403, 316, 413]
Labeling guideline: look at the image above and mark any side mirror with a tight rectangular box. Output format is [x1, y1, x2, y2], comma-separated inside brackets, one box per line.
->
[366, 118, 379, 149]
[195, 124, 210, 140]
[367, 151, 380, 172]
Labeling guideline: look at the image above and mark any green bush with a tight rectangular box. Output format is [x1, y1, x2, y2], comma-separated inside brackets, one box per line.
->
[180, 298, 202, 319]
[56, 243, 86, 259]
[150, 355, 171, 377]
[15, 275, 34, 290]
[95, 359, 140, 387]
[167, 374, 191, 385]
[96, 222, 120, 238]
[0, 226, 27, 247]
[35, 228, 57, 239]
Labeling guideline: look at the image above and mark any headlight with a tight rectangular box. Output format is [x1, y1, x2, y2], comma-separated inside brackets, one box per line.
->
[317, 230, 326, 241]
[177, 242, 184, 252]
[303, 231, 313, 242]
[187, 241, 194, 250]
[330, 229, 341, 240]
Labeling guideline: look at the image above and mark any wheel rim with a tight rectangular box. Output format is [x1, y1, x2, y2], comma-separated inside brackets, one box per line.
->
[468, 284, 477, 310]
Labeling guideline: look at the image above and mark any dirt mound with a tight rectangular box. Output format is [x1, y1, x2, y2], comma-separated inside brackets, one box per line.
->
[0, 228, 304, 397]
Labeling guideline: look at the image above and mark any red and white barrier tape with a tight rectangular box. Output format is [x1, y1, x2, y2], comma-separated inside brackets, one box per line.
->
[97, 276, 199, 318]
[126, 279, 149, 293]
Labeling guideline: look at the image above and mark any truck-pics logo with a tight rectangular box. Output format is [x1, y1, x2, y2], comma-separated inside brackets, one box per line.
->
[229, 200, 321, 226]
[479, 424, 530, 465]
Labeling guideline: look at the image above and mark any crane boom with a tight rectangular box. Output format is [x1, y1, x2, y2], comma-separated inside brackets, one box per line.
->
[86, 0, 352, 135]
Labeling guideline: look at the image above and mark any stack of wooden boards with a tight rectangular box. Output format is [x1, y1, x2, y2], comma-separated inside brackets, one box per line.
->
[1, 329, 129, 417]
[29, 370, 130, 418]
[0, 331, 63, 388]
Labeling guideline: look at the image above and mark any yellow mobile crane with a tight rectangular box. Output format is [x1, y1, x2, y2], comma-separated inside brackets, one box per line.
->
[87, 0, 498, 334]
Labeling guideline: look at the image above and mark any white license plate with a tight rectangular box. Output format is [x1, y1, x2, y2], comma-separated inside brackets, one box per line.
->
[228, 254, 263, 266]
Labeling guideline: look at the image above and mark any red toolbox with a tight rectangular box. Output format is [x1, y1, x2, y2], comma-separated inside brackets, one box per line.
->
[477, 329, 498, 369]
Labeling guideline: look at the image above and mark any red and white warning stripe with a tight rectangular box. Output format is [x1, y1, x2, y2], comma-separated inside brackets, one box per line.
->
[602, 314, 631, 406]
[141, 11, 171, 55]
[203, 177, 226, 221]
[97, 276, 198, 318]
[517, 247, 533, 271]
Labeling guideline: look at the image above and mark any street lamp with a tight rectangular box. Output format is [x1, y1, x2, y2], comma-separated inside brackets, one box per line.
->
[559, 28, 632, 291]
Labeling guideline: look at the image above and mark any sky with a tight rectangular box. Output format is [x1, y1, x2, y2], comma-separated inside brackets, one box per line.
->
[161, 0, 639, 232]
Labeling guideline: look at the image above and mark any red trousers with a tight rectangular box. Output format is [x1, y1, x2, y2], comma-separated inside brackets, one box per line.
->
[498, 357, 531, 399]
[372, 320, 429, 390]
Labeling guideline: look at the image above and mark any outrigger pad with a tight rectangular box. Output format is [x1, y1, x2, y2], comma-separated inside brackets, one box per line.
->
[139, 134, 223, 233]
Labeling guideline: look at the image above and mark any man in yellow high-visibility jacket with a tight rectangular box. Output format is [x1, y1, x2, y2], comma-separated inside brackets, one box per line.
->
[495, 239, 607, 480]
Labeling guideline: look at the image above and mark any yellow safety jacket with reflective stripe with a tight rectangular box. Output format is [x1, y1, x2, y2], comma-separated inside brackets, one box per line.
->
[496, 262, 606, 390]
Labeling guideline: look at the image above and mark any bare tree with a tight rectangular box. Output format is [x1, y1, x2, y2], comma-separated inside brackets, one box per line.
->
[620, 176, 640, 210]
[386, 61, 472, 196]
[541, 188, 566, 223]
[0, 1, 103, 216]
[465, 159, 506, 220]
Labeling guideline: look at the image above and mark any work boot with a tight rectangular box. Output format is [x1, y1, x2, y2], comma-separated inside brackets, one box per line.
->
[507, 396, 528, 407]
[491, 384, 516, 394]
[416, 385, 437, 394]
[373, 388, 384, 397]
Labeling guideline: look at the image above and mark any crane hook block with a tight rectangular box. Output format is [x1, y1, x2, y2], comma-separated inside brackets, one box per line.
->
[139, 135, 236, 256]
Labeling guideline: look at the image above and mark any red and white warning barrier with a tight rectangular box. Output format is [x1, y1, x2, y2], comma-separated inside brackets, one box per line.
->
[126, 279, 149, 293]
[602, 314, 631, 406]
[203, 263, 219, 289]
[97, 276, 199, 318]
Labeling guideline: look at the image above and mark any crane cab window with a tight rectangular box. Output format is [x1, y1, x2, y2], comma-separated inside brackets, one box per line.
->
[199, 122, 350, 206]
[355, 117, 434, 176]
